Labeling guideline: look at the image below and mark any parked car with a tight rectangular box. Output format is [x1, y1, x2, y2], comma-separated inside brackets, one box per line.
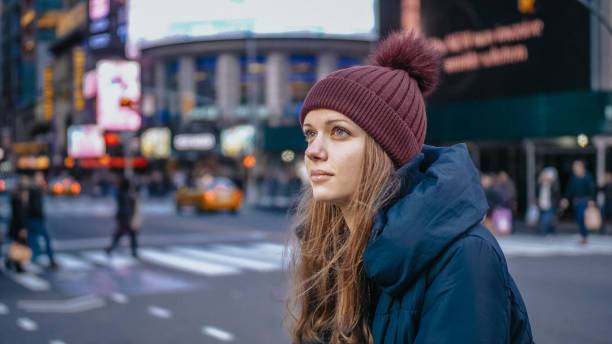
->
[175, 177, 243, 213]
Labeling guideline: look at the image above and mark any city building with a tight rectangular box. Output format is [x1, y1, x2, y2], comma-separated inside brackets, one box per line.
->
[380, 0, 612, 214]
[140, 35, 372, 206]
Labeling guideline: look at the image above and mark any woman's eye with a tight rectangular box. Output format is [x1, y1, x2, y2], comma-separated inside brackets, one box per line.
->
[331, 127, 348, 137]
[304, 130, 316, 140]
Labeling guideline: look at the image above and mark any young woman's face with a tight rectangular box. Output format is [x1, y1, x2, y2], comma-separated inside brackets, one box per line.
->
[303, 109, 366, 205]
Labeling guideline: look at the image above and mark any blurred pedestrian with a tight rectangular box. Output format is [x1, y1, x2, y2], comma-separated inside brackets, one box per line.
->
[285, 32, 533, 344]
[5, 176, 30, 273]
[481, 173, 512, 235]
[599, 171, 612, 235]
[537, 167, 560, 235]
[560, 160, 596, 245]
[106, 178, 138, 258]
[496, 171, 517, 215]
[27, 171, 58, 268]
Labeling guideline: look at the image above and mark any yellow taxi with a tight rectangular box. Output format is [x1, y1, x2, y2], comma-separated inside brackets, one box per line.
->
[175, 177, 243, 213]
[49, 177, 81, 196]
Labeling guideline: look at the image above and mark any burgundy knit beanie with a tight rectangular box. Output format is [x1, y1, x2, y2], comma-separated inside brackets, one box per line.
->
[299, 32, 442, 167]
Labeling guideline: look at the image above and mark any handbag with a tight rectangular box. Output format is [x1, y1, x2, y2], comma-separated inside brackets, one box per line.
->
[492, 207, 513, 235]
[585, 204, 602, 231]
[9, 242, 32, 263]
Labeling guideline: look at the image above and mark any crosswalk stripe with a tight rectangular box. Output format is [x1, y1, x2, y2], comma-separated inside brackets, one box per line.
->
[54, 253, 94, 270]
[10, 273, 51, 291]
[169, 246, 280, 272]
[82, 251, 139, 268]
[209, 244, 284, 264]
[139, 248, 240, 276]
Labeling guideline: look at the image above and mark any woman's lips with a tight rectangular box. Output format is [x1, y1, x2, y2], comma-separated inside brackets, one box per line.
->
[310, 170, 334, 182]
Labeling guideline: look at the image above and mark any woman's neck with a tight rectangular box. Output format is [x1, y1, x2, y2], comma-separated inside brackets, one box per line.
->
[340, 205, 356, 234]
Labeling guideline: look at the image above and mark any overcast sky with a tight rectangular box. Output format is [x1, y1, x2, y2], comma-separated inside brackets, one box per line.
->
[127, 0, 376, 45]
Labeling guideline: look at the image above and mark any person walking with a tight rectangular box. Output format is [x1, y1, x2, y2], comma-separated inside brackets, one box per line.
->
[285, 32, 533, 344]
[537, 167, 561, 235]
[106, 178, 138, 258]
[27, 171, 58, 268]
[561, 160, 596, 245]
[599, 172, 612, 235]
[5, 176, 30, 273]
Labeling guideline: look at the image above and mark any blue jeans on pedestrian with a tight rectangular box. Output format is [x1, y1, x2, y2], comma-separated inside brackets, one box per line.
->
[27, 219, 55, 264]
[574, 200, 589, 238]
[540, 208, 556, 234]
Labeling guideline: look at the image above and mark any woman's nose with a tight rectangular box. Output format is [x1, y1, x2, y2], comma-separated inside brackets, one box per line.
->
[305, 136, 327, 161]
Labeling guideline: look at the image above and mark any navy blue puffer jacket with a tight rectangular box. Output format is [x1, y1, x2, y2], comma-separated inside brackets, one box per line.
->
[363, 144, 534, 344]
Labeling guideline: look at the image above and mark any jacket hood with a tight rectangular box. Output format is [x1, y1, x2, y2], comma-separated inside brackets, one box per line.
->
[363, 144, 489, 296]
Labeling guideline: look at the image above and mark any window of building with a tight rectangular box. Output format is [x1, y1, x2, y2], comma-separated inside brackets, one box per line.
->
[195, 56, 216, 106]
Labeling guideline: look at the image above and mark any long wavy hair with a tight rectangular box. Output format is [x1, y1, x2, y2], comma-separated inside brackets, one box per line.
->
[285, 135, 400, 344]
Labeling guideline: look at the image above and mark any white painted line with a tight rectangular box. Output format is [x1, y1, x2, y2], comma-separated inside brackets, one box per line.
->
[0, 303, 8, 315]
[54, 253, 94, 270]
[17, 317, 38, 331]
[50, 340, 67, 344]
[202, 326, 234, 341]
[23, 262, 43, 274]
[11, 273, 51, 291]
[109, 292, 129, 304]
[169, 246, 280, 272]
[139, 248, 239, 276]
[17, 295, 106, 314]
[147, 306, 172, 319]
[82, 251, 138, 268]
[210, 244, 283, 264]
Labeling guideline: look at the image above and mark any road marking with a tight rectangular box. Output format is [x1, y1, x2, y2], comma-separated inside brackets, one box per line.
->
[210, 243, 285, 264]
[109, 292, 129, 304]
[202, 326, 234, 341]
[147, 306, 172, 319]
[0, 303, 8, 315]
[52, 253, 94, 270]
[139, 248, 239, 276]
[82, 251, 138, 268]
[169, 246, 280, 272]
[17, 295, 106, 313]
[11, 273, 51, 291]
[17, 317, 38, 331]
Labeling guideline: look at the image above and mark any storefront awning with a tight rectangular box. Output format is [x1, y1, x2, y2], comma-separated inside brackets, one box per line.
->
[426, 90, 612, 142]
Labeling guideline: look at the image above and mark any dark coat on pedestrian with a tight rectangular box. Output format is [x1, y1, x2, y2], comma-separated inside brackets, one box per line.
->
[27, 187, 45, 220]
[537, 180, 561, 210]
[363, 144, 534, 344]
[9, 189, 28, 244]
[116, 187, 136, 220]
[564, 172, 596, 201]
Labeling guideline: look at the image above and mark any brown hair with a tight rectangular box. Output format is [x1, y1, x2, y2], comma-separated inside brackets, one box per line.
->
[286, 135, 400, 343]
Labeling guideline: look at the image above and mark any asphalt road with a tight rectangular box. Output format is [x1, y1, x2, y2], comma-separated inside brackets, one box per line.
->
[0, 197, 610, 343]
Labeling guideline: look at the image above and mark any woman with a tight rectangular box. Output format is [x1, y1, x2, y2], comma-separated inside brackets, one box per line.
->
[286, 32, 533, 344]
[537, 167, 560, 235]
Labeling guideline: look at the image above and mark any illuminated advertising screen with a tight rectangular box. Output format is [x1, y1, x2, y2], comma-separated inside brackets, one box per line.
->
[141, 128, 171, 158]
[221, 125, 255, 157]
[380, 0, 591, 103]
[68, 125, 106, 158]
[127, 0, 375, 54]
[96, 60, 142, 131]
[174, 133, 216, 151]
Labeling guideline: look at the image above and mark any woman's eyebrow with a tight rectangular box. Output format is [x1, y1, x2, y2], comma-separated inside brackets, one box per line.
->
[325, 119, 351, 126]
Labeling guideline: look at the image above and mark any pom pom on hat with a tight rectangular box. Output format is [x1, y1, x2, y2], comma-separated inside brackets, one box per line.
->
[373, 31, 442, 96]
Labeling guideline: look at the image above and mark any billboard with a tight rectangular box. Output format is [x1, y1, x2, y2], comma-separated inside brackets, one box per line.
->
[221, 125, 255, 157]
[127, 0, 375, 54]
[381, 0, 591, 103]
[96, 60, 142, 131]
[141, 128, 171, 158]
[68, 125, 106, 158]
